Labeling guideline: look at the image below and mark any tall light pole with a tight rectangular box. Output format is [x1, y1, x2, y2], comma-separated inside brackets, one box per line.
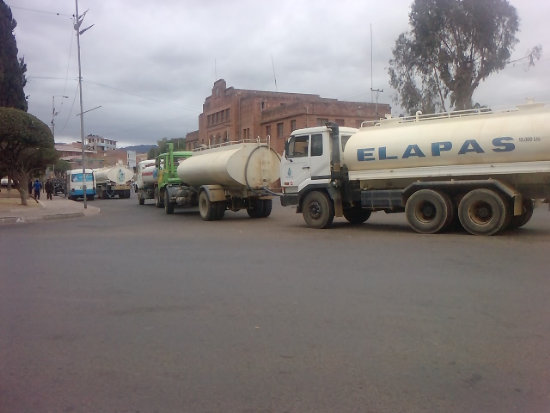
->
[74, 0, 93, 209]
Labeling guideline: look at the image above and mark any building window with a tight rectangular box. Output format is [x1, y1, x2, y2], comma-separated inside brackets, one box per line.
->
[277, 123, 284, 138]
[266, 125, 271, 138]
[317, 118, 328, 126]
[290, 119, 296, 132]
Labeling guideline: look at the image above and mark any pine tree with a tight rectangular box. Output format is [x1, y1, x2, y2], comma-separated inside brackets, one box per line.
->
[0, 0, 28, 111]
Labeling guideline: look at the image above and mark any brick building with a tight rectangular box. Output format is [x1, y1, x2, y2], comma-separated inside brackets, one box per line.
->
[186, 79, 390, 154]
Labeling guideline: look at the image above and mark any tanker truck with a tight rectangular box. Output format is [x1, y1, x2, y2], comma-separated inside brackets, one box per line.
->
[151, 141, 280, 219]
[94, 165, 134, 199]
[135, 159, 157, 205]
[174, 141, 280, 219]
[279, 102, 550, 235]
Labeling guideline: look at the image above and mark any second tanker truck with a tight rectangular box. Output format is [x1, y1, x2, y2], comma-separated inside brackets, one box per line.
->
[137, 141, 281, 220]
[94, 165, 134, 199]
[280, 102, 550, 235]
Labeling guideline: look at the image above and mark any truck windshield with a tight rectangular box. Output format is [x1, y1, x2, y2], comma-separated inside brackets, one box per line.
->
[71, 173, 93, 182]
[286, 134, 323, 157]
[287, 135, 309, 158]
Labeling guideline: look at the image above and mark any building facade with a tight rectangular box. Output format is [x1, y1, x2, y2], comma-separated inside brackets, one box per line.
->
[186, 79, 391, 154]
[87, 135, 117, 152]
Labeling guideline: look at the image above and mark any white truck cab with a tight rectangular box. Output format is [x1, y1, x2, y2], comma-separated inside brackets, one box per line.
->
[280, 125, 358, 197]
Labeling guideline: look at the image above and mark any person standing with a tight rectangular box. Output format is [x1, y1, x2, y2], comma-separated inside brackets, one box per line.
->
[33, 179, 42, 200]
[45, 179, 54, 200]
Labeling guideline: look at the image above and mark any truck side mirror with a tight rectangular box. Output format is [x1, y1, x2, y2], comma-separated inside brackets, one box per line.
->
[284, 139, 289, 158]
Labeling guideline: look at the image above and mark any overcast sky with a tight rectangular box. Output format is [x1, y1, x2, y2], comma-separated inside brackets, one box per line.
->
[6, 0, 550, 147]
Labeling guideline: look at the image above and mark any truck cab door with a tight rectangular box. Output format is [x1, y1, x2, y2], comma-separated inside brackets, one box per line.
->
[281, 132, 330, 192]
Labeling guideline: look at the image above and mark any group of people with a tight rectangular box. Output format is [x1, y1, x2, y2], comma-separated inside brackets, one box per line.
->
[28, 178, 54, 200]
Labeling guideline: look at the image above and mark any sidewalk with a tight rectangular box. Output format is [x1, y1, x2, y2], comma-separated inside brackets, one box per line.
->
[0, 193, 100, 225]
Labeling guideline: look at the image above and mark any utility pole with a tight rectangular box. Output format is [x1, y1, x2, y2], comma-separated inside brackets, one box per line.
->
[74, 0, 93, 209]
[370, 24, 383, 116]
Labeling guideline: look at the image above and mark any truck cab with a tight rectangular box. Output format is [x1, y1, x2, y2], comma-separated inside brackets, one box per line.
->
[154, 144, 193, 209]
[280, 125, 358, 206]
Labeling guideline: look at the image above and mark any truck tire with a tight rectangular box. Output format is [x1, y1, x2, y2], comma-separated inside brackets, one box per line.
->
[262, 199, 272, 218]
[247, 199, 272, 218]
[509, 198, 534, 229]
[214, 202, 226, 220]
[155, 188, 164, 208]
[302, 191, 334, 229]
[199, 191, 216, 221]
[458, 188, 510, 235]
[164, 190, 174, 214]
[405, 189, 453, 234]
[343, 206, 371, 225]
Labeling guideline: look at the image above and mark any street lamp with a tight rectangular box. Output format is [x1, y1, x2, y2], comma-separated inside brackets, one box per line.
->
[74, 0, 93, 209]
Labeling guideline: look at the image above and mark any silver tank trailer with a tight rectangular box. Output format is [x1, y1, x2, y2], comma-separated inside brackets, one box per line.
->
[177, 142, 281, 189]
[344, 103, 550, 171]
[94, 166, 134, 185]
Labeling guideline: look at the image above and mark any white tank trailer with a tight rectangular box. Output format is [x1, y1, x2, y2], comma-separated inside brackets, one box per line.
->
[280, 102, 550, 235]
[94, 165, 134, 199]
[135, 160, 157, 205]
[168, 142, 281, 219]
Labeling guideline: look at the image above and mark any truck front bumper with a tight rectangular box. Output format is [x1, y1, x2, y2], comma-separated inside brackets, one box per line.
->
[280, 193, 299, 207]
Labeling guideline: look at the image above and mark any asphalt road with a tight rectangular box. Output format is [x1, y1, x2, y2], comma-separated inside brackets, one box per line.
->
[1, 196, 550, 412]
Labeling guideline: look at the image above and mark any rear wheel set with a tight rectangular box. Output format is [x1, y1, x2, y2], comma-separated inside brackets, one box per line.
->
[406, 188, 515, 236]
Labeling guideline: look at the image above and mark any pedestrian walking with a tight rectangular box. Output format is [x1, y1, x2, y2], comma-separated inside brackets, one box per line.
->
[33, 179, 42, 200]
[45, 179, 54, 200]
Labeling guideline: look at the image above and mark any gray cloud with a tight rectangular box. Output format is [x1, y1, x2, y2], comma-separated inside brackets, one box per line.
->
[7, 0, 550, 146]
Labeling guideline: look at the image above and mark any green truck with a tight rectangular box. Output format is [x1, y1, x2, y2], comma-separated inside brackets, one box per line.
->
[154, 144, 193, 211]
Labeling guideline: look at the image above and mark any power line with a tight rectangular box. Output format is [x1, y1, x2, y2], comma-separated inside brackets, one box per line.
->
[7, 4, 72, 18]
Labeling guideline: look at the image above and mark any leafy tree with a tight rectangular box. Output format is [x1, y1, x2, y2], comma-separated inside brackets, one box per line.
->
[54, 159, 71, 176]
[389, 0, 520, 114]
[0, 0, 28, 111]
[0, 107, 57, 205]
[147, 146, 160, 159]
[147, 137, 187, 159]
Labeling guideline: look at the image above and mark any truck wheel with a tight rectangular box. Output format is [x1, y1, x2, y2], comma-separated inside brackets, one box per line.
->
[247, 199, 271, 218]
[262, 199, 272, 218]
[247, 200, 261, 218]
[214, 202, 225, 220]
[343, 206, 371, 225]
[509, 198, 534, 229]
[405, 189, 453, 234]
[199, 191, 215, 221]
[458, 189, 510, 235]
[302, 191, 334, 229]
[164, 190, 174, 214]
[155, 189, 164, 208]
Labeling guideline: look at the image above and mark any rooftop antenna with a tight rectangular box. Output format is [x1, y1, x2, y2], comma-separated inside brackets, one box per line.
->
[370, 23, 383, 115]
[214, 58, 217, 81]
[271, 55, 278, 91]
